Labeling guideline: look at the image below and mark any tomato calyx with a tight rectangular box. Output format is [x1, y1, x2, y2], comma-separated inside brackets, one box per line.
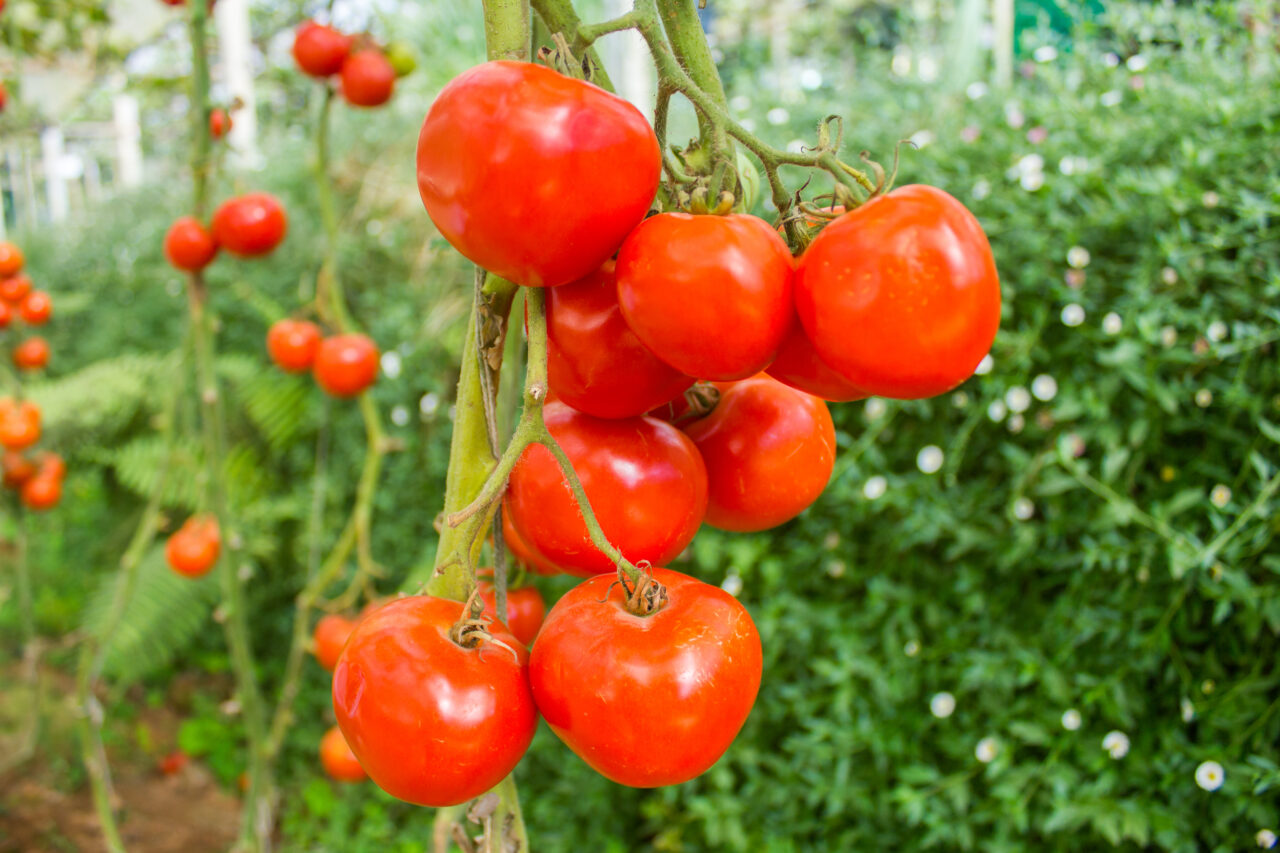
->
[535, 33, 593, 82]
[614, 563, 668, 617]
[448, 587, 521, 658]
[649, 381, 721, 426]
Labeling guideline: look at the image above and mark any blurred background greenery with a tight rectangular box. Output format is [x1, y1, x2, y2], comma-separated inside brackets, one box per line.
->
[2, 0, 1279, 851]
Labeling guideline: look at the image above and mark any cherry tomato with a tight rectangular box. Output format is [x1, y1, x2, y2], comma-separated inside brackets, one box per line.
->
[0, 242, 23, 277]
[416, 61, 660, 288]
[158, 750, 189, 777]
[332, 596, 537, 807]
[0, 272, 31, 303]
[684, 375, 836, 532]
[212, 193, 287, 258]
[166, 515, 221, 579]
[209, 108, 232, 140]
[530, 568, 762, 787]
[320, 726, 367, 783]
[546, 261, 692, 419]
[0, 399, 40, 450]
[312, 334, 379, 397]
[312, 614, 356, 672]
[0, 82, 6, 112]
[476, 572, 546, 647]
[20, 473, 61, 511]
[795, 185, 1000, 399]
[266, 319, 322, 373]
[766, 324, 868, 402]
[13, 337, 49, 371]
[2, 451, 35, 489]
[292, 21, 351, 78]
[502, 506, 562, 576]
[0, 301, 12, 329]
[37, 452, 65, 480]
[506, 401, 707, 577]
[19, 290, 52, 326]
[340, 51, 395, 108]
[617, 212, 794, 380]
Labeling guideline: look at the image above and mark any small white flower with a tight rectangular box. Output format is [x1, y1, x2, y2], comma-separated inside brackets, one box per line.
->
[1207, 320, 1228, 342]
[1102, 312, 1123, 335]
[975, 737, 999, 763]
[1161, 266, 1178, 285]
[1018, 153, 1045, 175]
[863, 475, 887, 501]
[1202, 190, 1220, 209]
[1032, 375, 1058, 402]
[1067, 246, 1091, 269]
[909, 129, 936, 149]
[1058, 156, 1077, 176]
[1195, 389, 1213, 408]
[1033, 45, 1058, 62]
[952, 391, 970, 408]
[930, 692, 956, 718]
[975, 354, 995, 376]
[1061, 709, 1082, 731]
[864, 398, 888, 420]
[987, 399, 1008, 423]
[904, 640, 920, 657]
[720, 574, 743, 597]
[1160, 326, 1178, 348]
[729, 94, 751, 112]
[1126, 54, 1148, 72]
[799, 68, 823, 90]
[766, 107, 790, 126]
[379, 351, 402, 379]
[1061, 304, 1086, 327]
[917, 445, 944, 475]
[1100, 90, 1123, 108]
[390, 405, 410, 427]
[419, 392, 440, 417]
[1181, 698, 1196, 723]
[1103, 52, 1120, 67]
[1020, 171, 1045, 192]
[972, 179, 992, 201]
[1013, 497, 1035, 520]
[1256, 829, 1277, 849]
[966, 81, 988, 100]
[1195, 760, 1225, 792]
[826, 560, 845, 578]
[1102, 730, 1130, 759]
[1005, 386, 1032, 413]
[1210, 484, 1232, 508]
[1007, 413, 1025, 434]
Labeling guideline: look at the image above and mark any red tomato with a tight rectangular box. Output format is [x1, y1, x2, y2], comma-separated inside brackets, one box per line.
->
[502, 506, 562, 576]
[332, 596, 537, 806]
[0, 301, 12, 329]
[2, 451, 36, 489]
[530, 568, 762, 787]
[13, 337, 49, 371]
[158, 750, 189, 777]
[20, 473, 61, 511]
[320, 725, 366, 783]
[312, 614, 356, 672]
[19, 290, 52, 326]
[312, 334, 379, 397]
[0, 242, 23, 277]
[212, 193, 287, 258]
[37, 451, 65, 480]
[476, 574, 546, 647]
[616, 213, 794, 381]
[766, 324, 868, 402]
[266, 319, 322, 373]
[416, 61, 659, 288]
[0, 82, 6, 112]
[0, 399, 40, 450]
[684, 375, 835, 531]
[166, 515, 221, 578]
[506, 401, 707, 577]
[340, 51, 395, 108]
[292, 21, 351, 77]
[546, 261, 693, 419]
[0, 272, 31, 303]
[795, 185, 1000, 399]
[209, 108, 232, 140]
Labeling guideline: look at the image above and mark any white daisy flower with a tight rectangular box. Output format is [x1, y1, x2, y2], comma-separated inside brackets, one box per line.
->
[1161, 266, 1178, 285]
[1067, 246, 1091, 269]
[930, 692, 956, 719]
[904, 640, 920, 657]
[974, 354, 994, 376]
[1034, 45, 1058, 62]
[864, 398, 888, 420]
[1005, 386, 1032, 413]
[1007, 414, 1025, 434]
[1031, 375, 1058, 402]
[1102, 312, 1123, 335]
[1256, 829, 1277, 848]
[1013, 497, 1035, 520]
[1195, 389, 1212, 408]
[1181, 698, 1196, 723]
[390, 405, 410, 427]
[1210, 485, 1232, 508]
[987, 399, 1008, 423]
[1061, 709, 1082, 731]
[1102, 730, 1129, 759]
[1061, 304, 1086, 327]
[720, 575, 743, 597]
[1207, 321, 1228, 342]
[916, 446, 944, 475]
[1100, 90, 1123, 107]
[863, 476, 887, 501]
[1195, 760, 1225, 792]
[419, 392, 440, 417]
[975, 737, 999, 763]
[380, 351, 402, 379]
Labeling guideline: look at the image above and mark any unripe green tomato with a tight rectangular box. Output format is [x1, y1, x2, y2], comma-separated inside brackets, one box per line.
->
[386, 42, 417, 78]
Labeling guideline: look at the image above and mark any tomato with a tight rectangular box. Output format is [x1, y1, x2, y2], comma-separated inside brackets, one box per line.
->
[312, 614, 356, 672]
[166, 515, 221, 579]
[209, 108, 232, 140]
[530, 568, 762, 787]
[332, 595, 537, 806]
[20, 473, 61, 511]
[0, 272, 31, 303]
[0, 82, 6, 112]
[0, 399, 40, 450]
[0, 242, 23, 277]
[320, 726, 367, 783]
[158, 750, 189, 777]
[476, 573, 546, 646]
[0, 301, 12, 329]
[502, 506, 562, 576]
[684, 375, 836, 531]
[312, 334, 379, 397]
[416, 61, 659, 288]
[340, 51, 395, 108]
[2, 451, 35, 489]
[545, 261, 692, 419]
[506, 401, 707, 577]
[18, 290, 52, 326]
[795, 185, 1000, 399]
[266, 319, 322, 373]
[616, 213, 794, 380]
[37, 452, 65, 480]
[292, 21, 351, 77]
[766, 323, 868, 402]
[211, 193, 287, 258]
[13, 337, 49, 370]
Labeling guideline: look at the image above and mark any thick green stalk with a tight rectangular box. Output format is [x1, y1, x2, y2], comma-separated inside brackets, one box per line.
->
[531, 0, 615, 89]
[483, 0, 532, 61]
[654, 0, 726, 107]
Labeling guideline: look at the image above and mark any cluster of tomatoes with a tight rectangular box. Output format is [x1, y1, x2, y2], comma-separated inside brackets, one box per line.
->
[0, 242, 54, 370]
[292, 20, 407, 109]
[163, 192, 287, 274]
[265, 319, 379, 398]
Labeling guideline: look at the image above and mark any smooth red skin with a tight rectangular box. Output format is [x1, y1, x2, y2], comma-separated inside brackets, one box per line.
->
[546, 261, 693, 419]
[530, 568, 762, 788]
[320, 726, 367, 783]
[158, 751, 189, 777]
[684, 375, 836, 532]
[340, 51, 395, 107]
[477, 580, 546, 647]
[507, 402, 708, 577]
[417, 61, 660, 288]
[0, 400, 39, 451]
[617, 213, 795, 381]
[212, 193, 287, 258]
[162, 217, 219, 272]
[1, 273, 31, 303]
[19, 290, 52, 326]
[293, 22, 351, 77]
[13, 337, 49, 370]
[766, 324, 868, 402]
[796, 185, 1001, 400]
[313, 614, 356, 672]
[332, 596, 537, 807]
[0, 243, 23, 277]
[0, 301, 12, 329]
[267, 319, 322, 373]
[2, 451, 36, 489]
[166, 518, 221, 578]
[502, 508, 562, 576]
[210, 109, 232, 140]
[37, 452, 65, 480]
[20, 474, 60, 511]
[313, 334, 379, 397]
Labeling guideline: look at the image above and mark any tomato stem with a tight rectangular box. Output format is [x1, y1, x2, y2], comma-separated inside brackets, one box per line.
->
[0, 499, 40, 775]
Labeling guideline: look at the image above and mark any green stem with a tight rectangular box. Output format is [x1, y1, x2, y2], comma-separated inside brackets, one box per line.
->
[0, 500, 40, 775]
[531, 0, 614, 88]
[483, 0, 532, 61]
[654, 0, 728, 155]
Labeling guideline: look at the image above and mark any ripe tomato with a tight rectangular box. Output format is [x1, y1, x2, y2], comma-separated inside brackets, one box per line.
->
[506, 401, 707, 576]
[312, 334, 379, 397]
[0, 301, 12, 329]
[266, 319, 322, 373]
[617, 212, 794, 380]
[530, 568, 762, 787]
[502, 506, 562, 576]
[37, 452, 65, 480]
[0, 82, 6, 112]
[166, 515, 221, 579]
[795, 185, 1000, 399]
[684, 375, 836, 531]
[0, 242, 23, 277]
[20, 473, 61, 511]
[209, 108, 232, 140]
[332, 596, 537, 806]
[292, 21, 351, 77]
[0, 272, 31, 303]
[19, 290, 52, 326]
[0, 399, 40, 450]
[320, 726, 367, 783]
[766, 325, 868, 402]
[13, 337, 49, 371]
[476, 573, 546, 646]
[416, 61, 659, 288]
[212, 193, 287, 258]
[340, 51, 395, 107]
[157, 750, 189, 777]
[546, 261, 692, 419]
[2, 451, 35, 489]
[312, 614, 356, 672]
